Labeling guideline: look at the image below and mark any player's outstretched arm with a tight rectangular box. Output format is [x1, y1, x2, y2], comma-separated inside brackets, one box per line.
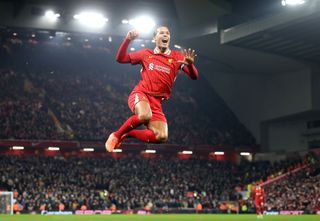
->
[116, 30, 139, 63]
[179, 48, 199, 80]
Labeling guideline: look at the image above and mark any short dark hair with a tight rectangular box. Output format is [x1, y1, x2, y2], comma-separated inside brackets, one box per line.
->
[153, 26, 169, 37]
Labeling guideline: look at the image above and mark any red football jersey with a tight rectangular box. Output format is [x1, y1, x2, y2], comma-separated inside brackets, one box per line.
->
[129, 47, 185, 99]
[254, 187, 265, 203]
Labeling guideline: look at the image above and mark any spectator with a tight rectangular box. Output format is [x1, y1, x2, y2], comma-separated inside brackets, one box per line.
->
[0, 34, 255, 146]
[0, 154, 316, 212]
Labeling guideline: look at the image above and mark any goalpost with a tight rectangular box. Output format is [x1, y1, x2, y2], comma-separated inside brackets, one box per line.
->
[0, 192, 13, 215]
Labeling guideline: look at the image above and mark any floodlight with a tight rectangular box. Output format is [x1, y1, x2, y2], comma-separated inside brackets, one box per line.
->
[281, 0, 306, 6]
[44, 10, 60, 21]
[122, 19, 129, 24]
[129, 16, 156, 33]
[73, 12, 108, 28]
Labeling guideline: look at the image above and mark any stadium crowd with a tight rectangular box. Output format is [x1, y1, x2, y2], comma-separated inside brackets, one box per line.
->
[0, 34, 255, 146]
[0, 154, 318, 213]
[264, 163, 320, 212]
[0, 69, 64, 140]
[1, 32, 319, 215]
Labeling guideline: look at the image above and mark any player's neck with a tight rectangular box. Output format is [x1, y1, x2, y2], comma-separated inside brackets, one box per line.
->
[156, 46, 169, 54]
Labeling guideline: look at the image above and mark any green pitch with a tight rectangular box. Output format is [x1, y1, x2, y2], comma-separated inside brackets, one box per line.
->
[0, 214, 319, 221]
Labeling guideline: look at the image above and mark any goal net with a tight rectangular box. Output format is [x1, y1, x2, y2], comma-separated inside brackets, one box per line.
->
[0, 192, 13, 215]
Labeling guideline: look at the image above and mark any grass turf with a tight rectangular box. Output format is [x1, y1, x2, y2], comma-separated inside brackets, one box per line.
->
[0, 214, 319, 221]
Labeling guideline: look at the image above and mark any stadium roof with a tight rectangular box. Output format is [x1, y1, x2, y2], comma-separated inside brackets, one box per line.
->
[0, 0, 316, 74]
[221, 0, 320, 63]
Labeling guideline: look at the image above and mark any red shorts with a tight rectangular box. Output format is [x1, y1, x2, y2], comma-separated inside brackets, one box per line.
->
[255, 200, 263, 208]
[128, 90, 167, 122]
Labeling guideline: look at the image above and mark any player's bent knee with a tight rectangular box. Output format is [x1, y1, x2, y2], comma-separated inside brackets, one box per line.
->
[137, 113, 152, 123]
[156, 133, 168, 143]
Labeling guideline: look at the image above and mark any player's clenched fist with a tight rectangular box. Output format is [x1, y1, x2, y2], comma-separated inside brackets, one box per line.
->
[126, 29, 139, 40]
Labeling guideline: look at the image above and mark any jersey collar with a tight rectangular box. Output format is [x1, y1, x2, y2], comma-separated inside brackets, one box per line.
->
[154, 47, 171, 55]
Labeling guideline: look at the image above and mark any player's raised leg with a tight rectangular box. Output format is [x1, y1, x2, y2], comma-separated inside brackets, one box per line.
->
[105, 100, 151, 152]
[119, 120, 168, 145]
[147, 120, 168, 143]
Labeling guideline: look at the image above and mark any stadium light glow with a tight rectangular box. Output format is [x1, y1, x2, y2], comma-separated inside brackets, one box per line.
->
[174, 44, 181, 49]
[44, 10, 60, 21]
[83, 148, 94, 152]
[48, 147, 60, 151]
[31, 34, 36, 38]
[13, 33, 17, 36]
[108, 36, 112, 42]
[56, 31, 67, 36]
[128, 16, 156, 33]
[73, 12, 108, 28]
[145, 149, 156, 153]
[281, 0, 306, 6]
[240, 152, 251, 156]
[49, 35, 54, 39]
[122, 19, 129, 24]
[182, 151, 193, 155]
[214, 151, 224, 155]
[12, 146, 24, 150]
[130, 47, 135, 51]
[113, 149, 123, 153]
[141, 44, 145, 47]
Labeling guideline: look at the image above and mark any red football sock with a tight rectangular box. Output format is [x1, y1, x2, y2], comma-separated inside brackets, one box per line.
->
[256, 207, 261, 215]
[127, 129, 158, 143]
[114, 115, 142, 138]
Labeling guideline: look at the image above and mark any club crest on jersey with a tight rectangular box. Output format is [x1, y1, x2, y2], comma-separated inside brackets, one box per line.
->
[168, 58, 173, 63]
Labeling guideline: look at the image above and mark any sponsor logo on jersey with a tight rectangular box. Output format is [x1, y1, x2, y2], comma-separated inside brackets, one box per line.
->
[148, 63, 170, 74]
[154, 64, 170, 74]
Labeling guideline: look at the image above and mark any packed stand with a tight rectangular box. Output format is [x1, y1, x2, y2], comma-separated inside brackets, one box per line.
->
[263, 162, 320, 212]
[0, 69, 65, 140]
[0, 153, 317, 213]
[0, 32, 255, 146]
